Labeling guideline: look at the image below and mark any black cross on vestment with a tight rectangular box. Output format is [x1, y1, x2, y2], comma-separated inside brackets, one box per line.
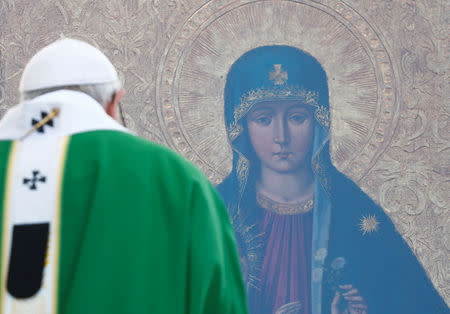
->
[23, 170, 46, 190]
[31, 111, 54, 133]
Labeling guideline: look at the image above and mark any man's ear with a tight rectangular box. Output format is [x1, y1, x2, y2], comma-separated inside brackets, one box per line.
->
[105, 89, 125, 119]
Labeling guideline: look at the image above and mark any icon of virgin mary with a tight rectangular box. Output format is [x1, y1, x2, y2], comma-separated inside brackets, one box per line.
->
[217, 46, 448, 314]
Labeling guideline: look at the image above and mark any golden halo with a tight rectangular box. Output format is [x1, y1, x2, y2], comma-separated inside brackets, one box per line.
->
[156, 0, 399, 185]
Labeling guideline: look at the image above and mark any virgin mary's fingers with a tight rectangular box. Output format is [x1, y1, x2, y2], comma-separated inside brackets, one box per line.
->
[344, 295, 364, 302]
[342, 288, 359, 296]
[349, 302, 368, 309]
[349, 305, 368, 314]
[338, 284, 353, 290]
[349, 309, 367, 314]
[331, 291, 341, 314]
[331, 291, 341, 307]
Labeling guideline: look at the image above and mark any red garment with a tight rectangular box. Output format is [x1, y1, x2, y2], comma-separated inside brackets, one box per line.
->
[249, 210, 313, 314]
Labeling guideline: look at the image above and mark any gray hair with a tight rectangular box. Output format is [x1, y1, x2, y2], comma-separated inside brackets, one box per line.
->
[21, 80, 122, 107]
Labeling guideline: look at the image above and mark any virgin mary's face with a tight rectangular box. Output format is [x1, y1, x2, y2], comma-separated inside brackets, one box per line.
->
[246, 100, 314, 173]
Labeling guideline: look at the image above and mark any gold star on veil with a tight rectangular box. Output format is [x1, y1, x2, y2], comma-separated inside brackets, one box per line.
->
[359, 214, 379, 235]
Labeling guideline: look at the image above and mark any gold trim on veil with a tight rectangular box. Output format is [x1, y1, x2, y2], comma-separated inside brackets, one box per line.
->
[228, 86, 329, 142]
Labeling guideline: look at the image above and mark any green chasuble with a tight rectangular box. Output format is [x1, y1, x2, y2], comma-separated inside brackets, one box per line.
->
[0, 90, 247, 314]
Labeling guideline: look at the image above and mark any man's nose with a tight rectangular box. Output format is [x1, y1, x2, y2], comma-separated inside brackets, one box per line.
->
[273, 116, 289, 144]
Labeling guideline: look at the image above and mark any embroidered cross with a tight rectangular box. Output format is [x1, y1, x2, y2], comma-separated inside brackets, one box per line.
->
[31, 111, 54, 133]
[23, 170, 46, 190]
[269, 64, 288, 85]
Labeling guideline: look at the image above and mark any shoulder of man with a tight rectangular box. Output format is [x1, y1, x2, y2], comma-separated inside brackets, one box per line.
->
[67, 129, 208, 185]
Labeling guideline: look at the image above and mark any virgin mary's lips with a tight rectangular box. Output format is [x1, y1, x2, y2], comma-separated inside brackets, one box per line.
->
[273, 152, 292, 159]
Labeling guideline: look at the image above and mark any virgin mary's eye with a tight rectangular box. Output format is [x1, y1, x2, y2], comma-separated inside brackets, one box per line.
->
[253, 115, 272, 126]
[288, 113, 307, 124]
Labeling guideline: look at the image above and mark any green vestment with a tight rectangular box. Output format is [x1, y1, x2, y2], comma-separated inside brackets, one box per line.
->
[0, 90, 247, 314]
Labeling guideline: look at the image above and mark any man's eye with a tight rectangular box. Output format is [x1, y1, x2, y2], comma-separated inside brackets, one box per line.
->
[255, 116, 271, 125]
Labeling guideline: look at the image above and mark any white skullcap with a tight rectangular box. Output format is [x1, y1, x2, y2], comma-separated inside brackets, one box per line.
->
[19, 38, 119, 92]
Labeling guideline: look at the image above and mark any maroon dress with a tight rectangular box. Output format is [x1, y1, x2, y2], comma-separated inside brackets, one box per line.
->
[247, 206, 313, 314]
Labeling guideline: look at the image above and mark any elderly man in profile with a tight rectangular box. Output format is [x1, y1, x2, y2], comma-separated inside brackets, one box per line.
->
[0, 38, 247, 314]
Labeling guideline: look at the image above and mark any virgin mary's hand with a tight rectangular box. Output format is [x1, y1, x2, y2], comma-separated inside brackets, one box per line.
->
[331, 284, 368, 314]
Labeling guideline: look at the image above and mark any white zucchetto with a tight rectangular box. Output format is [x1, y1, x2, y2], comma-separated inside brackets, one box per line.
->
[19, 38, 119, 92]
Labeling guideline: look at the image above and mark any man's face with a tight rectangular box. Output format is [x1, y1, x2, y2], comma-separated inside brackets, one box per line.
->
[246, 100, 314, 173]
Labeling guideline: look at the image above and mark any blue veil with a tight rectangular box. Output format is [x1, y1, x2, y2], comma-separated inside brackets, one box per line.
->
[219, 46, 333, 313]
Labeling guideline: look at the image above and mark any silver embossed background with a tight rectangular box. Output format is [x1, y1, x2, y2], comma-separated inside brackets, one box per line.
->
[0, 0, 448, 304]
